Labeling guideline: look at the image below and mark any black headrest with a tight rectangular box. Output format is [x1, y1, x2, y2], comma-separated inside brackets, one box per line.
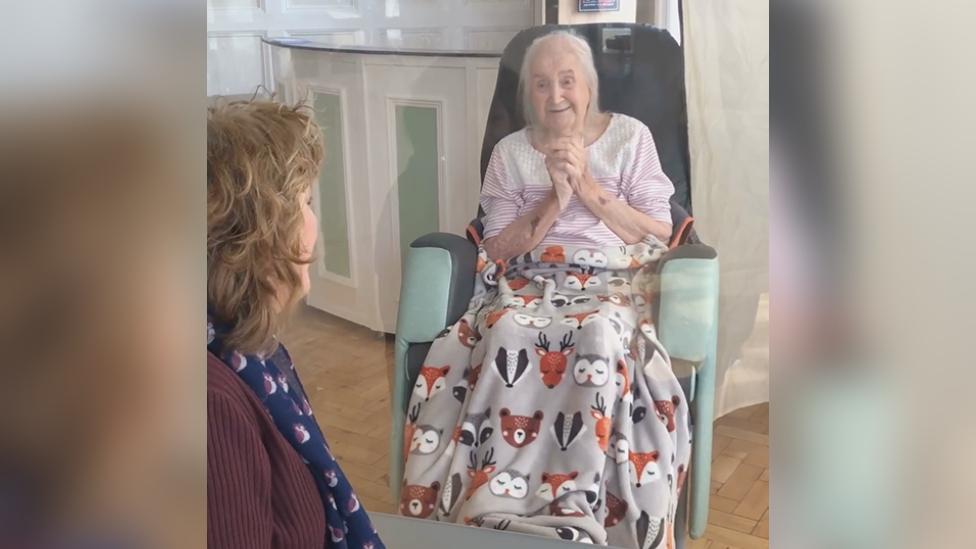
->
[479, 23, 692, 213]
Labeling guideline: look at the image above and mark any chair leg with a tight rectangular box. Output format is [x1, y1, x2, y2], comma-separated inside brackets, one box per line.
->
[674, 372, 693, 548]
[675, 483, 688, 549]
[389, 337, 410, 503]
[689, 351, 716, 538]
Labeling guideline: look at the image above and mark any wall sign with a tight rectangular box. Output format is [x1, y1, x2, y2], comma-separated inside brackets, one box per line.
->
[578, 0, 620, 13]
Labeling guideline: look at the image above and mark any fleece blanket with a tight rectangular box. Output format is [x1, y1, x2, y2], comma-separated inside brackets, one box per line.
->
[399, 238, 692, 549]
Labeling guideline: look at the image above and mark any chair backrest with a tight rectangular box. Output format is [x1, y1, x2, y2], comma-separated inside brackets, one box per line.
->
[479, 23, 693, 213]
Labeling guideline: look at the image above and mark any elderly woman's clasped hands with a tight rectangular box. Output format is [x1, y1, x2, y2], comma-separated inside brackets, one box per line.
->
[543, 134, 591, 210]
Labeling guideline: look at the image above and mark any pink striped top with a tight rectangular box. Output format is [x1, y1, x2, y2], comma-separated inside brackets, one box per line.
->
[480, 113, 674, 247]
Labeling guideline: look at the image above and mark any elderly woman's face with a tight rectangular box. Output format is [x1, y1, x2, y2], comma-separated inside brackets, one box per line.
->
[299, 186, 317, 296]
[529, 41, 591, 136]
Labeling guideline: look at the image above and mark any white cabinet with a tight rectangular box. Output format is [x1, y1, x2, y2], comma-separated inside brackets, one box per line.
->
[271, 42, 499, 332]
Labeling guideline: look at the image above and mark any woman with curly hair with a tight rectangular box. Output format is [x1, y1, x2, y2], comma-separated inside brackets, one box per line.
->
[207, 99, 384, 549]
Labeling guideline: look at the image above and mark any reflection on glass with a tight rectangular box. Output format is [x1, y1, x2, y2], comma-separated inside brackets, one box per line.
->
[395, 104, 440, 269]
[312, 92, 352, 279]
[206, 35, 264, 96]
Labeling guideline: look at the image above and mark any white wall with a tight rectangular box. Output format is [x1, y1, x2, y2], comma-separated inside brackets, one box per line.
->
[207, 0, 539, 96]
[557, 0, 636, 24]
[555, 0, 680, 44]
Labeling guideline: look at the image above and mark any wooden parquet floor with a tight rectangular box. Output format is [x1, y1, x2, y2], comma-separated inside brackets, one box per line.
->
[282, 305, 768, 549]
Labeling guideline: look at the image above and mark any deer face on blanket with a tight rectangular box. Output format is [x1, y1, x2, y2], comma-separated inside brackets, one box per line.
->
[466, 363, 483, 389]
[413, 365, 450, 401]
[456, 318, 481, 349]
[465, 447, 497, 500]
[453, 362, 484, 402]
[654, 395, 682, 432]
[589, 393, 612, 452]
[403, 402, 421, 460]
[534, 332, 575, 388]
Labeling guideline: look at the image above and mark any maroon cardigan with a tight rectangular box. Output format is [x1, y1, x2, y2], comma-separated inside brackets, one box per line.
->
[208, 351, 327, 548]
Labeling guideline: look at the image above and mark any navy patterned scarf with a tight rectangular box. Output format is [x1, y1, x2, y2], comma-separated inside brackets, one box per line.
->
[208, 313, 385, 549]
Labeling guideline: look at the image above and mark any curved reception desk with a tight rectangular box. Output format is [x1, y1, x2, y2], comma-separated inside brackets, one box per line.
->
[266, 37, 501, 333]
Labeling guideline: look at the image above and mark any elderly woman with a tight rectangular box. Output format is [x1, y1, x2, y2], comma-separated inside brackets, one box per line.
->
[481, 31, 674, 261]
[207, 100, 383, 549]
[399, 30, 691, 549]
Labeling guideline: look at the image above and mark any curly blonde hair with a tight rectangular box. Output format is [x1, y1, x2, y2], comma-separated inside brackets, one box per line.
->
[207, 99, 323, 355]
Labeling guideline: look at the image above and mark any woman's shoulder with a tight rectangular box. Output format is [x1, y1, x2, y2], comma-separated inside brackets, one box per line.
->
[606, 112, 651, 139]
[587, 114, 654, 176]
[208, 352, 257, 411]
[487, 128, 539, 187]
[491, 128, 531, 157]
[591, 114, 652, 163]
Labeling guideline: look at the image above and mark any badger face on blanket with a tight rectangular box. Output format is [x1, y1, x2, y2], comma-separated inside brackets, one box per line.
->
[401, 239, 692, 549]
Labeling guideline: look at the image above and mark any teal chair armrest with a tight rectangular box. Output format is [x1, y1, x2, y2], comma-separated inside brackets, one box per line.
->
[656, 244, 720, 539]
[390, 233, 477, 502]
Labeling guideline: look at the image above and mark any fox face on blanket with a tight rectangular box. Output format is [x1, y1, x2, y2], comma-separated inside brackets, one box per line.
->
[401, 239, 692, 548]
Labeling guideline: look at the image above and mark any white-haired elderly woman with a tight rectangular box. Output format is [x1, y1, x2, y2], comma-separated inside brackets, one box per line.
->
[481, 31, 674, 262]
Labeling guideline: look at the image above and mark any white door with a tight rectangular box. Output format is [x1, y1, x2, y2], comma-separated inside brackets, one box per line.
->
[364, 57, 471, 333]
[300, 55, 381, 330]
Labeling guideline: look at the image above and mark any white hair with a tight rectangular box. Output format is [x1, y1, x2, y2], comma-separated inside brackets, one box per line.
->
[517, 30, 602, 129]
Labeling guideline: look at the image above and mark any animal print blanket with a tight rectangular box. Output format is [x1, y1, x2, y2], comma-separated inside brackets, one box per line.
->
[400, 238, 692, 549]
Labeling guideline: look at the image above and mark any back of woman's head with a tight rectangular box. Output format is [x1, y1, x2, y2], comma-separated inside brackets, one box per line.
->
[207, 99, 323, 355]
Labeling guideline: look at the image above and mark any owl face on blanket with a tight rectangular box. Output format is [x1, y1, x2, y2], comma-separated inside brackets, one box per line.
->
[401, 240, 691, 549]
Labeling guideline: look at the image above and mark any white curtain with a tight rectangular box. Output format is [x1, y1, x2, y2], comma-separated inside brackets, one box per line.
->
[682, 1, 769, 418]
